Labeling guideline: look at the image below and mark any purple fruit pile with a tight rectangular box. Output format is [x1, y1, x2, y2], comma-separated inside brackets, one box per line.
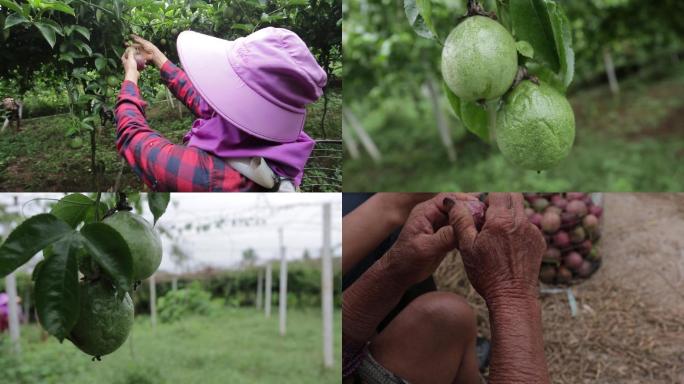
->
[524, 193, 603, 285]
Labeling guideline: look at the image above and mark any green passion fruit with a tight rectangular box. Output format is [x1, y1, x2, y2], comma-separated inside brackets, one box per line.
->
[441, 16, 518, 102]
[496, 80, 575, 171]
[103, 211, 162, 281]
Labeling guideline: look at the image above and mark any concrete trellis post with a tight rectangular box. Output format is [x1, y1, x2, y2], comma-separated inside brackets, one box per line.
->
[256, 268, 263, 309]
[150, 274, 157, 328]
[265, 262, 272, 318]
[6, 271, 21, 354]
[278, 228, 288, 336]
[321, 203, 334, 368]
[603, 47, 620, 96]
[4, 200, 21, 354]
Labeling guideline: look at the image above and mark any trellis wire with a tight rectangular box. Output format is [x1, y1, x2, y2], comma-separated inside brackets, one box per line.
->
[302, 139, 342, 192]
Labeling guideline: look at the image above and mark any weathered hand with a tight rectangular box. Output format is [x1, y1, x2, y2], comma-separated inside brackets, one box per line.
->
[382, 193, 478, 287]
[448, 192, 546, 303]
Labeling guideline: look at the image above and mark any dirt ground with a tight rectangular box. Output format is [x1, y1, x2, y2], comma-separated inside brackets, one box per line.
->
[434, 193, 684, 384]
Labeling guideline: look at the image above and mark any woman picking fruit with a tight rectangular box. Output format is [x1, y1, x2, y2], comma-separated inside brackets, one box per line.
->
[116, 29, 327, 191]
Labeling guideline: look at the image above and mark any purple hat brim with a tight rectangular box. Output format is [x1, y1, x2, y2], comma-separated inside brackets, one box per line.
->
[176, 31, 306, 143]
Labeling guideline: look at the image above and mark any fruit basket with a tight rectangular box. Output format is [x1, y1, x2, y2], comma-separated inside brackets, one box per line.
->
[523, 193, 604, 285]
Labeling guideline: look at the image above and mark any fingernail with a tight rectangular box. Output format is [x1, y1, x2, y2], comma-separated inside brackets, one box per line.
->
[443, 197, 455, 210]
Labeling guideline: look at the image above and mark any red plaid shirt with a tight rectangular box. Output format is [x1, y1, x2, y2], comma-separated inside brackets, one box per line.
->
[114, 61, 261, 191]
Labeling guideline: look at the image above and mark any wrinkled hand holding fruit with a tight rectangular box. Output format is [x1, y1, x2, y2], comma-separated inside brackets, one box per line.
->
[441, 14, 575, 171]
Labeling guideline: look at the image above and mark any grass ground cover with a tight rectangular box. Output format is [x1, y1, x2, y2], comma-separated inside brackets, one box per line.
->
[0, 307, 341, 384]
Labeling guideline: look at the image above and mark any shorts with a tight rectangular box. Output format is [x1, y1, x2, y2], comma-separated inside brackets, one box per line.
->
[354, 351, 487, 384]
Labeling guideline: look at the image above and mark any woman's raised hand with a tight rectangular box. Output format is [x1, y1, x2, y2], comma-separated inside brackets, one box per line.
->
[121, 47, 140, 84]
[128, 34, 169, 69]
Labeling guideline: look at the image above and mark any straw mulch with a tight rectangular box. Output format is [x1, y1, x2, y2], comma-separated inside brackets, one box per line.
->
[434, 193, 684, 384]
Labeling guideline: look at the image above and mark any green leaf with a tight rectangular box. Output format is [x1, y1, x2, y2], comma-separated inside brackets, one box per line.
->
[95, 57, 106, 72]
[509, 0, 558, 71]
[113, 0, 122, 18]
[526, 61, 565, 94]
[34, 21, 57, 48]
[148, 193, 170, 225]
[460, 100, 490, 141]
[31, 259, 45, 281]
[59, 53, 74, 64]
[84, 202, 108, 224]
[546, 1, 574, 88]
[35, 234, 80, 342]
[4, 13, 28, 29]
[39, 2, 75, 16]
[72, 25, 90, 40]
[50, 194, 94, 228]
[73, 40, 92, 56]
[0, 0, 23, 14]
[403, 0, 434, 40]
[0, 214, 74, 277]
[443, 82, 491, 141]
[496, 0, 512, 30]
[443, 81, 462, 120]
[80, 223, 133, 292]
[516, 40, 534, 59]
[231, 23, 254, 32]
[37, 18, 63, 36]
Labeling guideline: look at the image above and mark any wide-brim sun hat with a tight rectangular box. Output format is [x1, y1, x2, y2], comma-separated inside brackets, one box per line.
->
[176, 27, 327, 143]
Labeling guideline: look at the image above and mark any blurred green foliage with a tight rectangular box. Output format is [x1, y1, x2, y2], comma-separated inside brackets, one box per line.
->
[343, 0, 684, 191]
[3, 258, 341, 328]
[133, 258, 342, 315]
[157, 282, 213, 323]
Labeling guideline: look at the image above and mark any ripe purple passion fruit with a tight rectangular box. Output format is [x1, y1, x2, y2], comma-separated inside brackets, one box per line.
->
[541, 211, 561, 233]
[540, 265, 556, 284]
[556, 266, 572, 284]
[135, 54, 146, 71]
[566, 200, 588, 218]
[563, 251, 583, 270]
[466, 200, 486, 230]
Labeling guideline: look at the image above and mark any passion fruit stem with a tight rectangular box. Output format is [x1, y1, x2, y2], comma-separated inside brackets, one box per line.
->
[115, 192, 133, 212]
[466, 0, 497, 19]
[511, 66, 528, 89]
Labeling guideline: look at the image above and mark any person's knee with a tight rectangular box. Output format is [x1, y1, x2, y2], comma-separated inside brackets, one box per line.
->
[411, 292, 477, 339]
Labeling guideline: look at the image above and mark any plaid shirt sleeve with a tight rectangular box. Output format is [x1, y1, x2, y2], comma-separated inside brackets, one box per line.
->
[159, 60, 213, 118]
[114, 80, 261, 192]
